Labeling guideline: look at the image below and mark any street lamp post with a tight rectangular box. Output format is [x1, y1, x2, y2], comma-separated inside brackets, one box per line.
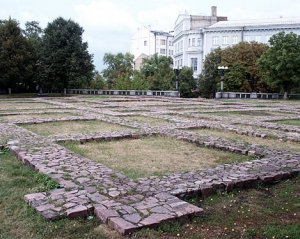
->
[217, 66, 228, 92]
[174, 67, 181, 91]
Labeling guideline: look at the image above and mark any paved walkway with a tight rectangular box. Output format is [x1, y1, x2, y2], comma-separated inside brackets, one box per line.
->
[1, 97, 300, 235]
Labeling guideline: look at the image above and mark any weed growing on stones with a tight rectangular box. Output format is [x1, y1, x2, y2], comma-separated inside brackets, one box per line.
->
[33, 173, 60, 192]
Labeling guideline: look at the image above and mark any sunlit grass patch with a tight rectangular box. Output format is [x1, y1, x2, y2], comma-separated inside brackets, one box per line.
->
[0, 102, 52, 109]
[120, 115, 171, 125]
[202, 110, 296, 119]
[187, 128, 300, 152]
[62, 136, 253, 181]
[0, 112, 79, 121]
[275, 119, 300, 127]
[18, 120, 131, 136]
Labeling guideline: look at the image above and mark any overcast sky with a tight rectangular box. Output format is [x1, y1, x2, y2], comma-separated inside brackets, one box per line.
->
[1, 0, 300, 71]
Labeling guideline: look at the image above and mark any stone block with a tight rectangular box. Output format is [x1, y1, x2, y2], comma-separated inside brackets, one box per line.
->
[108, 217, 140, 235]
[94, 208, 119, 223]
[66, 205, 88, 219]
[200, 185, 213, 197]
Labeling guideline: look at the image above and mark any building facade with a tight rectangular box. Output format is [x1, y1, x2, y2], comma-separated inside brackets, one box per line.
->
[173, 7, 227, 78]
[173, 6, 300, 78]
[130, 26, 174, 70]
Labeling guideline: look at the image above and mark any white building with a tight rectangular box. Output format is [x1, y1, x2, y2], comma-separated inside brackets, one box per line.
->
[130, 26, 174, 70]
[173, 6, 300, 78]
[173, 7, 227, 78]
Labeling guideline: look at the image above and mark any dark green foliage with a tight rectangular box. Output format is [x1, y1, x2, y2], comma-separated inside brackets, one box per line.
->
[258, 31, 300, 99]
[23, 21, 43, 91]
[102, 52, 134, 89]
[221, 41, 267, 92]
[198, 48, 222, 98]
[0, 18, 35, 93]
[178, 66, 197, 98]
[140, 53, 174, 90]
[39, 17, 94, 92]
[86, 71, 107, 90]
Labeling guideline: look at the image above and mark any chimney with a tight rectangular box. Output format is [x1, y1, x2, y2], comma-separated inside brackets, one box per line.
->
[211, 6, 217, 17]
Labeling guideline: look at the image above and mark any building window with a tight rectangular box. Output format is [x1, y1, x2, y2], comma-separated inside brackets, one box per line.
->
[197, 38, 201, 46]
[160, 39, 166, 45]
[169, 41, 172, 46]
[160, 48, 166, 54]
[175, 61, 177, 67]
[189, 39, 191, 46]
[180, 41, 183, 51]
[180, 59, 183, 66]
[222, 36, 229, 45]
[191, 58, 197, 71]
[192, 38, 195, 46]
[232, 36, 239, 44]
[255, 35, 261, 42]
[144, 41, 147, 46]
[244, 35, 251, 42]
[169, 50, 173, 55]
[213, 36, 219, 45]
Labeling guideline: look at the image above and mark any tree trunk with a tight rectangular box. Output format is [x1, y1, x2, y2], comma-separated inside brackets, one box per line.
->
[8, 88, 11, 95]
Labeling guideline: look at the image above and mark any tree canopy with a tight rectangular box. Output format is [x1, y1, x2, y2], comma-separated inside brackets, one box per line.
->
[39, 17, 94, 92]
[258, 31, 300, 98]
[102, 52, 134, 89]
[198, 47, 222, 98]
[221, 41, 267, 92]
[140, 53, 174, 90]
[178, 66, 197, 98]
[0, 18, 35, 93]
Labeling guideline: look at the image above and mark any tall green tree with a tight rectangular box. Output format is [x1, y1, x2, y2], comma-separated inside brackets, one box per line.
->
[140, 53, 174, 90]
[221, 41, 267, 92]
[23, 21, 43, 91]
[39, 17, 94, 93]
[178, 66, 197, 98]
[102, 52, 134, 89]
[86, 71, 107, 90]
[258, 31, 300, 99]
[114, 70, 149, 90]
[0, 18, 35, 94]
[198, 48, 222, 98]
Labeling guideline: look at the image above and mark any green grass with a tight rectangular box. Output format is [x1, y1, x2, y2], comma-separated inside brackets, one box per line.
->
[120, 115, 171, 125]
[18, 120, 131, 136]
[61, 136, 253, 181]
[0, 149, 110, 239]
[275, 119, 300, 127]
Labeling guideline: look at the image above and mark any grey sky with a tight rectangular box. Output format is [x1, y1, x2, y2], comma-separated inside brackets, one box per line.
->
[1, 0, 300, 71]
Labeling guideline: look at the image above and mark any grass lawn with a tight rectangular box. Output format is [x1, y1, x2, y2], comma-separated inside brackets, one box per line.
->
[0, 102, 52, 109]
[62, 136, 253, 181]
[0, 112, 79, 121]
[202, 110, 295, 119]
[275, 119, 300, 127]
[18, 120, 131, 136]
[120, 115, 171, 125]
[188, 128, 300, 153]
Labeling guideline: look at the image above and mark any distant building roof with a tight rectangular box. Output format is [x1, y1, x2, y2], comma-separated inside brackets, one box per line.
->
[207, 17, 300, 29]
[150, 30, 173, 37]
